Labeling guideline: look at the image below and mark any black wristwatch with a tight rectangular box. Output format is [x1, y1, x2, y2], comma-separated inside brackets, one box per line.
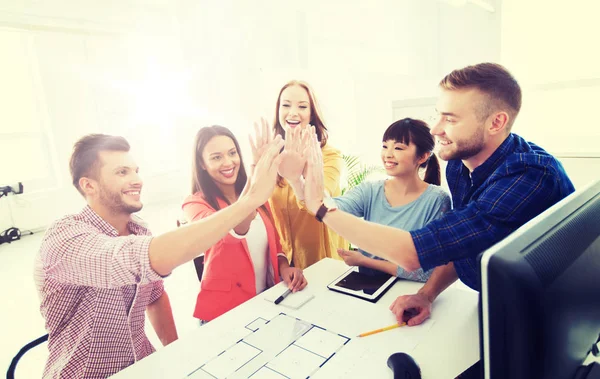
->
[315, 197, 338, 222]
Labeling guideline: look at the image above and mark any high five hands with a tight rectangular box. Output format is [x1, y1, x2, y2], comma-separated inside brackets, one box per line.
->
[249, 122, 432, 326]
[278, 123, 312, 183]
[248, 119, 322, 207]
[243, 117, 284, 204]
[302, 126, 325, 214]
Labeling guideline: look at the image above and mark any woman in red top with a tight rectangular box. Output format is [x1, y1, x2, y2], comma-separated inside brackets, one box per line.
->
[182, 123, 307, 322]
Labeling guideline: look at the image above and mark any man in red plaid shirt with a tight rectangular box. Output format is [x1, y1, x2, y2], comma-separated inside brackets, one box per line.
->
[35, 128, 283, 378]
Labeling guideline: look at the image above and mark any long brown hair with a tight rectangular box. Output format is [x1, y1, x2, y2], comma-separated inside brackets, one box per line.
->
[190, 126, 247, 211]
[273, 80, 328, 187]
[382, 118, 440, 186]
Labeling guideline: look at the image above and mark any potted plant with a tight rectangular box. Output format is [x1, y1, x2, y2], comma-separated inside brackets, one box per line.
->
[341, 154, 383, 195]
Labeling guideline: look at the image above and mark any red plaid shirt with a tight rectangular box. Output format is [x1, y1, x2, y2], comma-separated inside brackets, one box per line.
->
[34, 206, 165, 378]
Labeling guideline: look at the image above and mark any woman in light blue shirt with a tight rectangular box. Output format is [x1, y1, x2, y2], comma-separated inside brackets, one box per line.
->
[334, 118, 451, 282]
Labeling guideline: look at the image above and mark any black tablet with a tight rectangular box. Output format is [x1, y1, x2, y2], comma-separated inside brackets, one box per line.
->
[327, 266, 397, 303]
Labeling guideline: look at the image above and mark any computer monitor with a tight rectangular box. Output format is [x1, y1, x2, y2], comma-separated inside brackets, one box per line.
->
[480, 178, 600, 379]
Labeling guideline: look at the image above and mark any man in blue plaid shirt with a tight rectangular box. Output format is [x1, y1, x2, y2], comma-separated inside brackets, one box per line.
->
[303, 62, 575, 328]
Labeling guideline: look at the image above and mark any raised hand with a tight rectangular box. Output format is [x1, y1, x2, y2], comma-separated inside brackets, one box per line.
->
[243, 135, 285, 206]
[278, 125, 311, 182]
[303, 126, 325, 214]
[243, 118, 274, 197]
[248, 117, 273, 171]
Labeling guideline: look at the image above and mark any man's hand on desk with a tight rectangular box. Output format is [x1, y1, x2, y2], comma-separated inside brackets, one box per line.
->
[389, 293, 432, 326]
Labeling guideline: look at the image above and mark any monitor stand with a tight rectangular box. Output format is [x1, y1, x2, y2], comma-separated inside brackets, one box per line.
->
[574, 362, 600, 379]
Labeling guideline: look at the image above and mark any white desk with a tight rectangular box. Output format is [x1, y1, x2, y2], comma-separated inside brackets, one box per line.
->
[112, 258, 479, 379]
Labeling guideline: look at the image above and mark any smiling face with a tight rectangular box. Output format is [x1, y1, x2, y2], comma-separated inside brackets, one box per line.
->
[381, 139, 425, 177]
[200, 135, 240, 189]
[278, 84, 312, 131]
[93, 150, 143, 214]
[431, 88, 488, 162]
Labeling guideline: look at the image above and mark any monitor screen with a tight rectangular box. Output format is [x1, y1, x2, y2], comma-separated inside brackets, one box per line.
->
[480, 179, 600, 379]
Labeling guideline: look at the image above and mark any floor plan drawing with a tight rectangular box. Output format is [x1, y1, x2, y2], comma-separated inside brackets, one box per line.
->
[187, 313, 351, 379]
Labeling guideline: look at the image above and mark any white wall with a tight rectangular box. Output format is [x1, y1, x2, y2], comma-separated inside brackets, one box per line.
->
[0, 0, 503, 232]
[0, 1, 196, 231]
[500, 0, 600, 189]
[175, 0, 502, 166]
[556, 157, 600, 190]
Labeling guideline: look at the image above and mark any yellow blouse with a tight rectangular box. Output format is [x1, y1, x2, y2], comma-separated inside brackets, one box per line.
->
[269, 143, 347, 269]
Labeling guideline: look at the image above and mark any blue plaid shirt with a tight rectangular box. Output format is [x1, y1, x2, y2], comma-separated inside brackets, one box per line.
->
[410, 134, 575, 290]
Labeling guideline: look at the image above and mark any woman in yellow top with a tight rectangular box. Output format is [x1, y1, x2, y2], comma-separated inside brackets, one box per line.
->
[269, 80, 346, 269]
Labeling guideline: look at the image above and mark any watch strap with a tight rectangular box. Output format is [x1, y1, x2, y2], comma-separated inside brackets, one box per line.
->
[315, 202, 328, 222]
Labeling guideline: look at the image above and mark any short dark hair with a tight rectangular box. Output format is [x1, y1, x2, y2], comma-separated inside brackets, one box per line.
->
[70, 134, 130, 196]
[439, 62, 522, 129]
[383, 118, 440, 186]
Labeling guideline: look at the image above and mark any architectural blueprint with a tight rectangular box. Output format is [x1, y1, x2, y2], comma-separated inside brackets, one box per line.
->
[187, 313, 351, 379]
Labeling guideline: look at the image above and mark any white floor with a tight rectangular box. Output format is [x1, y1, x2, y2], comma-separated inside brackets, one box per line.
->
[0, 200, 201, 378]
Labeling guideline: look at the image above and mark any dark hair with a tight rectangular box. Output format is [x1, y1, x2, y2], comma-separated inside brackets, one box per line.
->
[382, 118, 440, 185]
[273, 80, 328, 187]
[191, 125, 247, 211]
[70, 134, 130, 196]
[439, 62, 522, 130]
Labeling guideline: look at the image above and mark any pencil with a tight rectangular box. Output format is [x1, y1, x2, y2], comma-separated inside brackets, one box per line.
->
[357, 322, 407, 337]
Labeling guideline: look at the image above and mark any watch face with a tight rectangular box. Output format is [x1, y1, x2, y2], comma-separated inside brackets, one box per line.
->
[323, 197, 337, 210]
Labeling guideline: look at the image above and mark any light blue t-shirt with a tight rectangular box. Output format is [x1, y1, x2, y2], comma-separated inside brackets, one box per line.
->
[333, 181, 451, 282]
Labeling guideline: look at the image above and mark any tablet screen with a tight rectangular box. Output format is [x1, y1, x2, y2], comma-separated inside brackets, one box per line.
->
[334, 271, 391, 295]
[327, 267, 397, 302]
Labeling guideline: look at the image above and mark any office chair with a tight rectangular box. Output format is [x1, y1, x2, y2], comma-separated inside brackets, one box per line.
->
[7, 334, 48, 379]
[0, 227, 21, 245]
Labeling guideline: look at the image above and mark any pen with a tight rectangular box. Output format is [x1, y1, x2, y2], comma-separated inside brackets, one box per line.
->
[274, 288, 292, 305]
[357, 322, 407, 337]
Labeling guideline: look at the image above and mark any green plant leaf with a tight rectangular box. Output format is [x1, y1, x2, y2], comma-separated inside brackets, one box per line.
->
[341, 154, 383, 195]
[343, 155, 361, 173]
